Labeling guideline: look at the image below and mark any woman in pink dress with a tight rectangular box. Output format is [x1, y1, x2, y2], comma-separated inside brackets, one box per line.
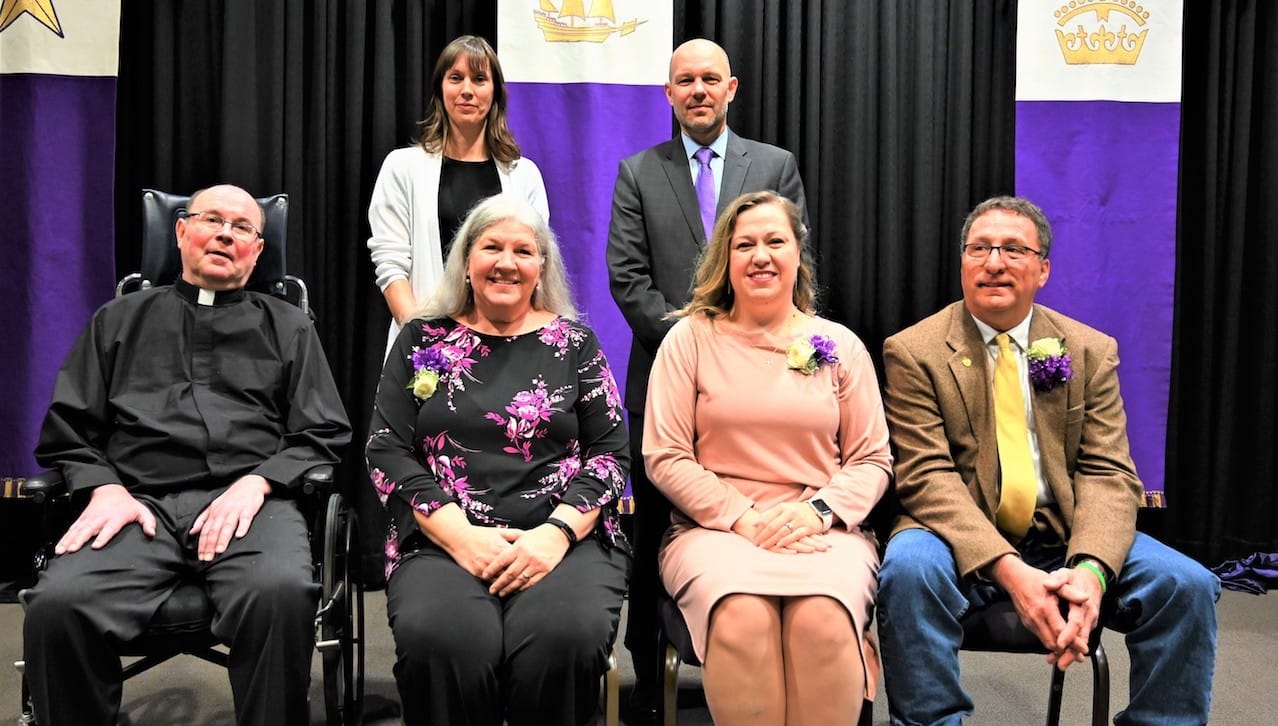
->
[644, 190, 892, 725]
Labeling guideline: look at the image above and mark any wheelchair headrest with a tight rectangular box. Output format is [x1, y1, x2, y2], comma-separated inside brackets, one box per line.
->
[139, 188, 289, 295]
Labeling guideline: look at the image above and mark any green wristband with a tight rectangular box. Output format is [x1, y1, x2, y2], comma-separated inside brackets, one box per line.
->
[1075, 560, 1108, 594]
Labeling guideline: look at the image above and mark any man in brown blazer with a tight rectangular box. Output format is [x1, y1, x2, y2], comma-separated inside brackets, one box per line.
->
[876, 196, 1219, 725]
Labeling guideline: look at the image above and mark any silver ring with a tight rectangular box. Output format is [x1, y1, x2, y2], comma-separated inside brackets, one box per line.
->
[784, 522, 794, 531]
[519, 573, 531, 580]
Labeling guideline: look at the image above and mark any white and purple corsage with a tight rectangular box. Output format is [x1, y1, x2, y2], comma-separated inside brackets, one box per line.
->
[786, 334, 839, 375]
[408, 346, 453, 400]
[1026, 337, 1073, 391]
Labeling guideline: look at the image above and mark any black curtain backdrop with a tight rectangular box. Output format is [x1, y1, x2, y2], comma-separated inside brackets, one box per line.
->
[1170, 1, 1278, 564]
[109, 1, 1275, 582]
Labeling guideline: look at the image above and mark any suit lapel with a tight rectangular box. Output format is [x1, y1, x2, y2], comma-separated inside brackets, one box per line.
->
[1027, 309, 1070, 503]
[719, 130, 749, 215]
[658, 139, 707, 243]
[946, 306, 1000, 513]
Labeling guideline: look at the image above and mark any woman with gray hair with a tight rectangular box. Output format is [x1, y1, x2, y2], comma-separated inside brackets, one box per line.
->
[366, 194, 630, 725]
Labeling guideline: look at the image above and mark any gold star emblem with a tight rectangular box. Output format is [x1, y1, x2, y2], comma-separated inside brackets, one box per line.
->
[0, 0, 63, 37]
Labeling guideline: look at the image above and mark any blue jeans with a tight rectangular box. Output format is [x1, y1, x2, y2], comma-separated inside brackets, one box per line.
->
[876, 528, 1220, 726]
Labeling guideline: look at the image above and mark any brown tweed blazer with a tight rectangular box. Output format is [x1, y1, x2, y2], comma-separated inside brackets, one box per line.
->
[882, 301, 1143, 579]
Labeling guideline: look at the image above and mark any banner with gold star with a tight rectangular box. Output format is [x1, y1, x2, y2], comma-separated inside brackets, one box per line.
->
[498, 0, 674, 512]
[1015, 0, 1183, 506]
[0, 0, 120, 490]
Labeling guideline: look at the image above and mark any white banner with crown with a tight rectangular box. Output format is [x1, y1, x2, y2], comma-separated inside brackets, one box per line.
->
[1015, 0, 1183, 506]
[1017, 0, 1182, 101]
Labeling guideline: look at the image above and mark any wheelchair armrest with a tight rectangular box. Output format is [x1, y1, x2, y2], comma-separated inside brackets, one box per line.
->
[22, 470, 68, 504]
[26, 466, 334, 500]
[301, 464, 335, 496]
[26, 467, 334, 499]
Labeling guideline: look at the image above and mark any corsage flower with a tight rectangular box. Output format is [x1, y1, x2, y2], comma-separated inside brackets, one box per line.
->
[1026, 337, 1072, 391]
[786, 334, 839, 375]
[408, 346, 453, 400]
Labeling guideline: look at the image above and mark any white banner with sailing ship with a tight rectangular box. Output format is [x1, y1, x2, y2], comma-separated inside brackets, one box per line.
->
[499, 0, 674, 510]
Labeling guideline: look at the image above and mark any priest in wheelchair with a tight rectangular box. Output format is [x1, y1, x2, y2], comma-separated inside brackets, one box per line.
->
[22, 184, 352, 725]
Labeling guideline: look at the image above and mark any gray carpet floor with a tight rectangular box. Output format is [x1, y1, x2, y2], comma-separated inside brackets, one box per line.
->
[2, 588, 1274, 724]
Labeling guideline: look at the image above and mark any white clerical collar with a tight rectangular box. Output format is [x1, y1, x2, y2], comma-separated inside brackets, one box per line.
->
[174, 278, 245, 306]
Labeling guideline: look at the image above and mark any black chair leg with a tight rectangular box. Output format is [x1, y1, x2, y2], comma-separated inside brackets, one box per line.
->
[1046, 640, 1111, 726]
[1046, 663, 1066, 726]
[1091, 642, 1110, 726]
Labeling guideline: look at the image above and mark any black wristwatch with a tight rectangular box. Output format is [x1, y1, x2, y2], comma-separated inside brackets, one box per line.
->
[807, 498, 834, 532]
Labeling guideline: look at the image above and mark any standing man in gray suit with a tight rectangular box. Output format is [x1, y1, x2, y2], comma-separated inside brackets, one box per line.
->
[606, 37, 809, 721]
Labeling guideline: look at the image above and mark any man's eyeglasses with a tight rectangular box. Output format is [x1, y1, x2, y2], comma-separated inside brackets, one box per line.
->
[184, 211, 261, 242]
[962, 243, 1044, 261]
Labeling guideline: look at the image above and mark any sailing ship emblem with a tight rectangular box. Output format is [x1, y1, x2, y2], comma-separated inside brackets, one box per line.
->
[534, 0, 646, 43]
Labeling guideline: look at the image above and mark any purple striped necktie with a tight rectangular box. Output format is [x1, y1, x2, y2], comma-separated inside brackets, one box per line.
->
[694, 146, 716, 241]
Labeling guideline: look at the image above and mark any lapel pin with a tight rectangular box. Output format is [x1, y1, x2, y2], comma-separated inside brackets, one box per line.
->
[962, 357, 971, 367]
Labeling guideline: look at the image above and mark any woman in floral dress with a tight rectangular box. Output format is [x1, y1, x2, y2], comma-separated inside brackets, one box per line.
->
[644, 191, 892, 725]
[366, 194, 630, 726]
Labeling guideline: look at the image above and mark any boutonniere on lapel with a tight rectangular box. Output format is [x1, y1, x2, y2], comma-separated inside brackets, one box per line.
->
[786, 334, 839, 375]
[1026, 337, 1073, 392]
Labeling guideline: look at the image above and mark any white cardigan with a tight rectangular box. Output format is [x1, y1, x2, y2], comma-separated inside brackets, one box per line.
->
[367, 145, 550, 355]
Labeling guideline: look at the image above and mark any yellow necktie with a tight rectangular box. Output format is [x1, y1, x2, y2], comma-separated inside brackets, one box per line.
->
[993, 333, 1035, 537]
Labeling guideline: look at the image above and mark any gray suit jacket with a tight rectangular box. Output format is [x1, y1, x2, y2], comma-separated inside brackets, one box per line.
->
[882, 301, 1143, 579]
[606, 129, 809, 412]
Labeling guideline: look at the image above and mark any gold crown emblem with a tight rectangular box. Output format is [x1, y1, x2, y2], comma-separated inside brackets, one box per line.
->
[1054, 0, 1151, 65]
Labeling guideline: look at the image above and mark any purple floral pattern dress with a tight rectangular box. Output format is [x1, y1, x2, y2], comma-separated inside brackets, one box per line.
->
[366, 317, 630, 581]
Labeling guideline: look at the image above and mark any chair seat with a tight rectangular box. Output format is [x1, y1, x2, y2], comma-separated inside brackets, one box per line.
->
[659, 594, 699, 666]
[124, 581, 219, 656]
[150, 582, 215, 633]
[961, 599, 1103, 654]
[961, 600, 1047, 652]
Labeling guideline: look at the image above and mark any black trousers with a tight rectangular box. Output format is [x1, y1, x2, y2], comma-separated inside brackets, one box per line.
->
[22, 488, 318, 726]
[621, 411, 673, 693]
[386, 537, 630, 726]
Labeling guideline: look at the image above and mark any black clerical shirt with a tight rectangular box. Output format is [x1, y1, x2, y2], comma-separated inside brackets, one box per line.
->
[36, 279, 351, 493]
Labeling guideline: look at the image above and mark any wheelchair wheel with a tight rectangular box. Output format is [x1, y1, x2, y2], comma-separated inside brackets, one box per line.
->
[321, 493, 365, 725]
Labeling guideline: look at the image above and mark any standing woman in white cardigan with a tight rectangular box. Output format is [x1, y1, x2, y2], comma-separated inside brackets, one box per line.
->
[368, 35, 550, 357]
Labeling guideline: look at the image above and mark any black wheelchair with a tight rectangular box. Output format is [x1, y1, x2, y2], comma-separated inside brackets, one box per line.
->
[15, 188, 364, 725]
